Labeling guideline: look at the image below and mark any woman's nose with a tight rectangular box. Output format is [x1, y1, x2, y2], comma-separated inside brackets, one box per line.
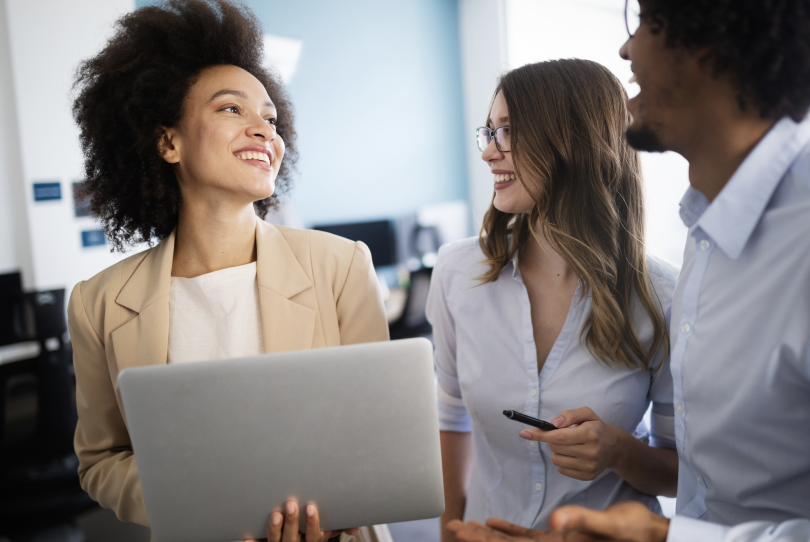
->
[480, 138, 502, 163]
[249, 116, 275, 141]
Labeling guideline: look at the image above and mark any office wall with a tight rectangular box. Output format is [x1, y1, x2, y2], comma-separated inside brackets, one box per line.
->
[1, 0, 468, 301]
[3, 0, 136, 297]
[136, 0, 470, 228]
[457, 0, 508, 229]
[0, 0, 32, 286]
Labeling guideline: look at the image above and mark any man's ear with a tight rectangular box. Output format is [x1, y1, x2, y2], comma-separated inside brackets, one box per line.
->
[157, 127, 180, 164]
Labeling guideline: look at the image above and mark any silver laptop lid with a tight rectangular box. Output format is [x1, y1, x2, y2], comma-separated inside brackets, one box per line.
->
[118, 338, 444, 542]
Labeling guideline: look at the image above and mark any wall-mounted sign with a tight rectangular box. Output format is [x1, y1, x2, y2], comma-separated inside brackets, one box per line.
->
[33, 182, 62, 202]
[72, 181, 91, 217]
[81, 230, 106, 248]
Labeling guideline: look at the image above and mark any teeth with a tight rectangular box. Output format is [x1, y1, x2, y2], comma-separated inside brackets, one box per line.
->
[629, 74, 638, 84]
[494, 173, 517, 183]
[236, 151, 270, 164]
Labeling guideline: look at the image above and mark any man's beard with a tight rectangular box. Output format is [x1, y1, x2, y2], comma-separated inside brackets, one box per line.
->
[625, 123, 666, 153]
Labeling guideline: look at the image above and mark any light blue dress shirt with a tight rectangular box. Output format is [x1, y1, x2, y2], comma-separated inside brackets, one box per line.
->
[666, 116, 810, 542]
[426, 238, 678, 528]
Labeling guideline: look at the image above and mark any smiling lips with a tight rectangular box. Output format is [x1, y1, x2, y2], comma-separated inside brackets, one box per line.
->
[235, 150, 271, 165]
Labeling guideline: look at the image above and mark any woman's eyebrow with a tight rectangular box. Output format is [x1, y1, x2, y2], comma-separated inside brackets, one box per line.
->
[486, 115, 508, 128]
[209, 89, 247, 102]
[209, 89, 275, 108]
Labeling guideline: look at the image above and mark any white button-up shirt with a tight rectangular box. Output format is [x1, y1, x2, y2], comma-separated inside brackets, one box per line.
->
[426, 238, 678, 528]
[667, 116, 810, 542]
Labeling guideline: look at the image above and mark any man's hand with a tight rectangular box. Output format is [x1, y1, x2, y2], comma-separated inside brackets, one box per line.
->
[445, 502, 669, 542]
[549, 502, 670, 542]
[446, 518, 606, 542]
[446, 519, 547, 542]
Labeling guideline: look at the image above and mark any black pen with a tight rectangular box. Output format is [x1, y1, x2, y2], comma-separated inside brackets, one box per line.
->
[502, 410, 558, 431]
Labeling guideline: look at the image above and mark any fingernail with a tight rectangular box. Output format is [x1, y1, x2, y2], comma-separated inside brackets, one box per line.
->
[271, 513, 282, 526]
[519, 430, 532, 439]
[286, 501, 295, 515]
[306, 505, 315, 517]
[551, 416, 565, 427]
[556, 512, 569, 527]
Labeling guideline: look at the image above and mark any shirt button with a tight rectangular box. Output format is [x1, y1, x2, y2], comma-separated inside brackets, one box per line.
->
[700, 240, 711, 251]
[681, 323, 691, 334]
[530, 388, 538, 397]
[675, 403, 684, 414]
[530, 441, 538, 448]
[535, 483, 543, 491]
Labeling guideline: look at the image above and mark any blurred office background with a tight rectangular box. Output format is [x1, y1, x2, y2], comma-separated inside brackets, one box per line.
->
[0, 0, 685, 540]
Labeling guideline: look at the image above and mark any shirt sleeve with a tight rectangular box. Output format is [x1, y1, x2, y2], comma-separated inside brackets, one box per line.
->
[805, 340, 810, 382]
[70, 282, 149, 526]
[644, 263, 678, 449]
[648, 356, 676, 449]
[425, 254, 471, 433]
[648, 301, 676, 449]
[668, 515, 810, 542]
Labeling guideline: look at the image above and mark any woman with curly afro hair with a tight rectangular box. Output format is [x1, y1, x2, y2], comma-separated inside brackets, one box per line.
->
[67, 1, 389, 540]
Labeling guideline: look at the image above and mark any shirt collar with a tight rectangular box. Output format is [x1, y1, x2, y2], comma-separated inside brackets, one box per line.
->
[679, 186, 710, 228]
[684, 115, 810, 259]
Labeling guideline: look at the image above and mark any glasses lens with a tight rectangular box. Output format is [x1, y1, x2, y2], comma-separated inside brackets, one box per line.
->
[476, 128, 492, 152]
[625, 0, 641, 36]
[495, 126, 511, 152]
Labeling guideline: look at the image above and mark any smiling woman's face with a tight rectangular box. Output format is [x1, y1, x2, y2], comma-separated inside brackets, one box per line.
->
[481, 91, 534, 215]
[160, 64, 285, 206]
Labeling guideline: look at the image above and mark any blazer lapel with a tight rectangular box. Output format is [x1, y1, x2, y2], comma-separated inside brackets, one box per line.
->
[111, 232, 175, 372]
[255, 221, 317, 353]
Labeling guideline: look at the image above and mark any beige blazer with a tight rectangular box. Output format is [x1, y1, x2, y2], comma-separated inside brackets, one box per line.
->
[68, 220, 389, 529]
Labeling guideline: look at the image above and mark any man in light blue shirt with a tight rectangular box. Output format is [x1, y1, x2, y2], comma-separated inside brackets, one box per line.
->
[447, 0, 810, 541]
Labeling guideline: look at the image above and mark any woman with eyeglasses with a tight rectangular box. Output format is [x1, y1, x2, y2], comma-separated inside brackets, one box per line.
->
[426, 58, 679, 541]
[68, 1, 389, 540]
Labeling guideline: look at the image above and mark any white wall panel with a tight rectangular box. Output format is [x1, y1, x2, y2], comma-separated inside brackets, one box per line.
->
[0, 0, 32, 286]
[4, 0, 136, 297]
[458, 0, 509, 231]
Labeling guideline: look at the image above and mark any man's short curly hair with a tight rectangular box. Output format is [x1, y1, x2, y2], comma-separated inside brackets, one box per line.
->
[72, 0, 297, 251]
[643, 0, 810, 122]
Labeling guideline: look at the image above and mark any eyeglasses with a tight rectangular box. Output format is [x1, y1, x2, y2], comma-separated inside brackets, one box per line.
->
[625, 0, 641, 37]
[476, 125, 511, 153]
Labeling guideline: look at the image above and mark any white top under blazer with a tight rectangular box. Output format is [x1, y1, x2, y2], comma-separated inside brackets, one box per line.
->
[168, 262, 264, 364]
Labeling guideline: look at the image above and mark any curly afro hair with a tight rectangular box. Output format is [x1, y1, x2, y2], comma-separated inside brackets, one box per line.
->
[72, 0, 297, 251]
[643, 0, 810, 122]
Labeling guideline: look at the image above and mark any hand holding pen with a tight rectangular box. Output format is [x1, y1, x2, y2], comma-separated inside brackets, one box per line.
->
[508, 407, 622, 482]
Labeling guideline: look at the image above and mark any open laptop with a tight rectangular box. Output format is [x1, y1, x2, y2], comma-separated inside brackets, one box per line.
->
[118, 338, 444, 542]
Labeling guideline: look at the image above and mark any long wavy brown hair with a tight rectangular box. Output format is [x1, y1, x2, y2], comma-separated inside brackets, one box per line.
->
[478, 59, 669, 371]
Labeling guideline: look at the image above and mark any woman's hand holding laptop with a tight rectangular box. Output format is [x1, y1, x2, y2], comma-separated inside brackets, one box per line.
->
[244, 500, 359, 542]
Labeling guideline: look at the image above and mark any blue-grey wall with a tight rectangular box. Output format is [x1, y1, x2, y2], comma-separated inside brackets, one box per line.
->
[136, 0, 468, 227]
